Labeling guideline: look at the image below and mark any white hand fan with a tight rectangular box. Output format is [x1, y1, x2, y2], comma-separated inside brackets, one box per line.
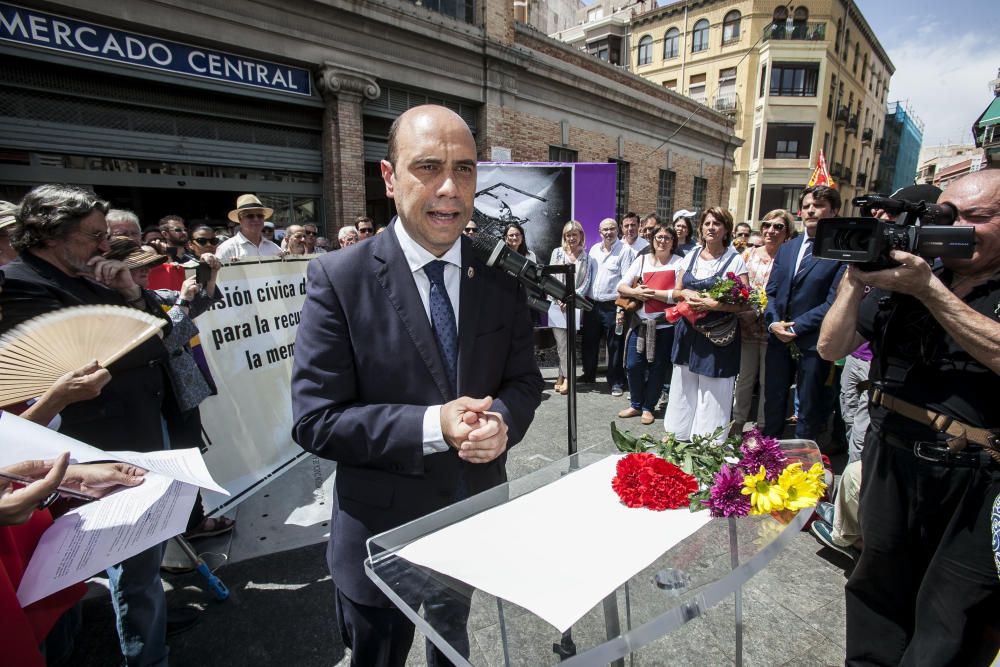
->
[0, 305, 167, 407]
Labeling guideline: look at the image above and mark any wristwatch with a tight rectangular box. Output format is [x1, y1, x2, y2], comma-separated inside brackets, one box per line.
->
[175, 297, 192, 308]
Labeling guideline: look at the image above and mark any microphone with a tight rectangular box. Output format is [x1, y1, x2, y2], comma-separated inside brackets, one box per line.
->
[467, 232, 593, 311]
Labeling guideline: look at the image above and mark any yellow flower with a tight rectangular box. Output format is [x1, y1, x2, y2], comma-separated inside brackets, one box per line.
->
[741, 465, 787, 515]
[804, 461, 827, 496]
[776, 462, 822, 511]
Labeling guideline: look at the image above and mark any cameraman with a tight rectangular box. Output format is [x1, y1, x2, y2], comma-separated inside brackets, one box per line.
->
[818, 169, 1000, 665]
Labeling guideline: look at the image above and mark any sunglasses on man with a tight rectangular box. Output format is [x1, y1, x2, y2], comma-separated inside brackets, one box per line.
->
[192, 237, 219, 246]
[358, 227, 374, 234]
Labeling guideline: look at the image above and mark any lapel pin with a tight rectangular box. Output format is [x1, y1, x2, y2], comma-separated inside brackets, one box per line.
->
[467, 267, 474, 279]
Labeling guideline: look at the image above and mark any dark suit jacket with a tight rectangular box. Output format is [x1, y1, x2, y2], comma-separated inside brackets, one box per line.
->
[764, 234, 846, 353]
[291, 224, 543, 607]
[0, 253, 169, 452]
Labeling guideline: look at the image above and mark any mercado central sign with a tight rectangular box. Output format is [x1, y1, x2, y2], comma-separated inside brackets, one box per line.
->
[0, 2, 313, 96]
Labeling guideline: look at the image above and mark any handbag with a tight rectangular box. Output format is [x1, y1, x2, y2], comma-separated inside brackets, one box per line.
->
[692, 312, 738, 346]
[614, 256, 643, 315]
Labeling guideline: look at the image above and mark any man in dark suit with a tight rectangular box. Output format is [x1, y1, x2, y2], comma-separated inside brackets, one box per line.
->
[291, 105, 543, 666]
[763, 185, 846, 440]
[0, 184, 177, 665]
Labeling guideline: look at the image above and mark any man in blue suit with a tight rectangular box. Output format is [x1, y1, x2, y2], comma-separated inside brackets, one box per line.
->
[291, 105, 543, 666]
[762, 185, 846, 439]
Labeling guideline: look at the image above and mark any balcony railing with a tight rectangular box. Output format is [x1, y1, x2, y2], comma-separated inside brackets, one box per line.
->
[861, 128, 873, 144]
[856, 172, 867, 188]
[846, 114, 859, 134]
[762, 22, 826, 42]
[835, 106, 849, 126]
[711, 93, 740, 115]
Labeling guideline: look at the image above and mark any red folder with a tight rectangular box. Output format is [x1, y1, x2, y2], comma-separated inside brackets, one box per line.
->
[642, 269, 676, 314]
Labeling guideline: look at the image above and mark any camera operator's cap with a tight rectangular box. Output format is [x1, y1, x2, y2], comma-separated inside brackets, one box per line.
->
[263, 221, 275, 229]
[228, 194, 273, 223]
[672, 209, 696, 222]
[890, 184, 942, 204]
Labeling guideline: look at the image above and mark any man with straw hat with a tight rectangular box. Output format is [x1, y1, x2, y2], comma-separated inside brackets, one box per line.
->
[216, 194, 282, 262]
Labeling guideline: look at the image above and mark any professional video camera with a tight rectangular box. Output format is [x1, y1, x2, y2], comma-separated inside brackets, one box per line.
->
[813, 194, 974, 270]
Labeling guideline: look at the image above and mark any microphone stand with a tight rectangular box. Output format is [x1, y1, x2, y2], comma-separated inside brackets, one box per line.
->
[540, 263, 578, 457]
[544, 263, 600, 663]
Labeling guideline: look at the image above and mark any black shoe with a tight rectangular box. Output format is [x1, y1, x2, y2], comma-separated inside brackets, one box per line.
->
[810, 520, 860, 561]
[577, 375, 595, 384]
[166, 607, 201, 637]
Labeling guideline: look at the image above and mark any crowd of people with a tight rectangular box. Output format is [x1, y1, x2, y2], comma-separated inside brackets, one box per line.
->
[536, 187, 847, 453]
[0, 121, 998, 665]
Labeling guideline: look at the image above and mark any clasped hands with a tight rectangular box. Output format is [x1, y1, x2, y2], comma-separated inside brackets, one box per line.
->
[441, 396, 508, 464]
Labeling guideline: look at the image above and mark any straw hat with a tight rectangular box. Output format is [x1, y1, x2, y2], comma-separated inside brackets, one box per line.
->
[105, 236, 168, 270]
[228, 194, 273, 224]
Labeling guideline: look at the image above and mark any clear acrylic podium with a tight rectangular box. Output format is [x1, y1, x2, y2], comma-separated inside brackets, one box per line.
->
[365, 443, 820, 666]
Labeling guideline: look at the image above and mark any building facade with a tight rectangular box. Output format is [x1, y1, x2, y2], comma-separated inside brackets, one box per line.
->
[515, 0, 581, 35]
[0, 0, 737, 235]
[915, 143, 983, 185]
[574, 0, 893, 221]
[876, 101, 923, 195]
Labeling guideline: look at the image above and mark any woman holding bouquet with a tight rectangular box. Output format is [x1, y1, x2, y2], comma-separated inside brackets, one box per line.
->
[732, 209, 796, 433]
[664, 207, 749, 444]
[615, 224, 685, 424]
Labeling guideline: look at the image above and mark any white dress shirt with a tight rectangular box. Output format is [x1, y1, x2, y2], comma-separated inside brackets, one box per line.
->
[588, 239, 631, 301]
[215, 230, 283, 262]
[394, 222, 463, 455]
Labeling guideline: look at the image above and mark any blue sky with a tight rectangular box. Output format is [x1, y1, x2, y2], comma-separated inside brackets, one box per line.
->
[854, 0, 1000, 146]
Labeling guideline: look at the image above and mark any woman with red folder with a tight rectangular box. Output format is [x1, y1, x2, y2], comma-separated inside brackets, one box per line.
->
[615, 223, 685, 425]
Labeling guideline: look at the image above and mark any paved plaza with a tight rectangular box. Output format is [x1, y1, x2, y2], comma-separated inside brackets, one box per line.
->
[68, 365, 852, 666]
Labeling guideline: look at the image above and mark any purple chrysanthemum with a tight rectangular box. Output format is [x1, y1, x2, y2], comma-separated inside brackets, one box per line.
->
[706, 464, 750, 518]
[739, 428, 788, 481]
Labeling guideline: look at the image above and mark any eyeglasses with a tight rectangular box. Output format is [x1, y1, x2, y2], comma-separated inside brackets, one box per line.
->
[192, 237, 219, 246]
[653, 235, 672, 242]
[241, 213, 266, 220]
[166, 227, 186, 233]
[464, 227, 477, 233]
[761, 222, 786, 231]
[748, 242, 764, 248]
[304, 230, 318, 236]
[358, 227, 374, 234]
[76, 229, 108, 243]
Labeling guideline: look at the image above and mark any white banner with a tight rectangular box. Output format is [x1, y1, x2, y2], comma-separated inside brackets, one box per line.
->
[193, 258, 311, 515]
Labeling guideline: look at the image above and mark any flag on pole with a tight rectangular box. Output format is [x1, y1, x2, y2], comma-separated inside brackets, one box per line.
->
[807, 149, 834, 187]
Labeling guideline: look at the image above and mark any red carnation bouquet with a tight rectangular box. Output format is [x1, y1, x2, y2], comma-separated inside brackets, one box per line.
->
[611, 452, 699, 511]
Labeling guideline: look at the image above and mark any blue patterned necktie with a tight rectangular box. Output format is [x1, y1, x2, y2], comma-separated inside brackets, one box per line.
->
[797, 237, 813, 275]
[424, 260, 458, 393]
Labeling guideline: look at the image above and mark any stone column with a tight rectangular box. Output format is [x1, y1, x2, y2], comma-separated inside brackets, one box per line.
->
[317, 63, 380, 234]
